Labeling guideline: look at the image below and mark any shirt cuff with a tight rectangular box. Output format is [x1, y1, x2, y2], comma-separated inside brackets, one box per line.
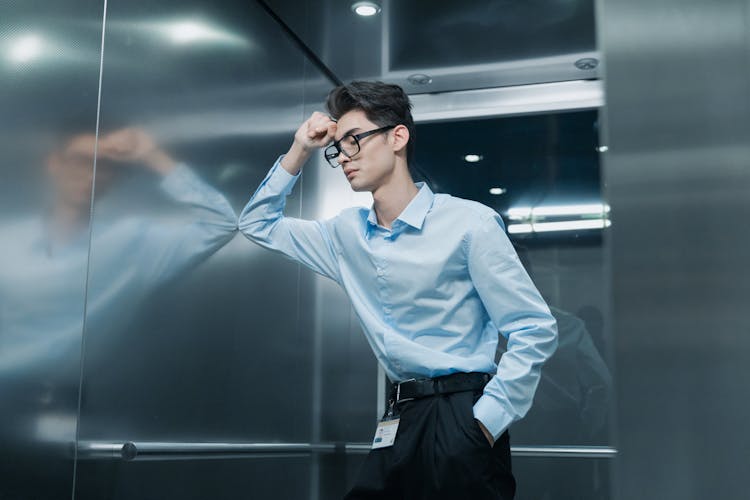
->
[261, 154, 300, 194]
[473, 394, 515, 441]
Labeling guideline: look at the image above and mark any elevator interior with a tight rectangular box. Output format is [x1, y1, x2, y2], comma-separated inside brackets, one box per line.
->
[1, 0, 625, 498]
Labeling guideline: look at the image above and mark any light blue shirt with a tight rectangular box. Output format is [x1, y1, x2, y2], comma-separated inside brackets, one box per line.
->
[239, 157, 558, 439]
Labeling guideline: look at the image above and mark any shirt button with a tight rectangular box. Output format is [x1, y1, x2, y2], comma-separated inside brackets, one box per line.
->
[377, 269, 384, 277]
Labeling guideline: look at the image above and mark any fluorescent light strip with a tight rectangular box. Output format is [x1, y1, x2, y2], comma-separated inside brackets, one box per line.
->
[532, 203, 610, 217]
[507, 224, 533, 234]
[508, 203, 610, 220]
[508, 219, 611, 234]
[507, 207, 532, 220]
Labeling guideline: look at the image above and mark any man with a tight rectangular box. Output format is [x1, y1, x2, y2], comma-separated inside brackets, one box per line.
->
[239, 81, 558, 499]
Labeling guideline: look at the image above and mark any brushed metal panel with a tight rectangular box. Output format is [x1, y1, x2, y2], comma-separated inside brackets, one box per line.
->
[513, 456, 611, 499]
[73, 1, 332, 499]
[75, 458, 311, 499]
[599, 0, 750, 498]
[0, 1, 105, 498]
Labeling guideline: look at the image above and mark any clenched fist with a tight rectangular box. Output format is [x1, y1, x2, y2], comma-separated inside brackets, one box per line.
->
[280, 112, 338, 175]
[294, 111, 338, 152]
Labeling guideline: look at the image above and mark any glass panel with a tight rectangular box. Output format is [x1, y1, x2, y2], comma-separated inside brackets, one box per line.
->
[0, 1, 104, 498]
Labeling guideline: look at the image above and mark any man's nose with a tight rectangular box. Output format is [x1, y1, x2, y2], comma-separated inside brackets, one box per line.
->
[337, 150, 350, 165]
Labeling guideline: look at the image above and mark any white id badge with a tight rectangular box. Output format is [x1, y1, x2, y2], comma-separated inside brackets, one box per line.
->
[371, 418, 400, 449]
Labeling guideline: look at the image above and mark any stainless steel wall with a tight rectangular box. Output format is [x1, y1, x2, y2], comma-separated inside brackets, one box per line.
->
[71, 1, 347, 499]
[0, 1, 104, 498]
[599, 0, 750, 498]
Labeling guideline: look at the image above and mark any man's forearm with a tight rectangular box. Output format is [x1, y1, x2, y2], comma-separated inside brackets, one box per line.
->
[279, 111, 337, 175]
[279, 142, 311, 176]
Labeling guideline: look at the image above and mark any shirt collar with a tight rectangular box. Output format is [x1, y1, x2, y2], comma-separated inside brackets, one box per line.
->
[365, 182, 434, 238]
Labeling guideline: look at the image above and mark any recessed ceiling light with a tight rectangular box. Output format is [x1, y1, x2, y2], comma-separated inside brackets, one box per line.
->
[575, 57, 599, 70]
[489, 187, 507, 195]
[464, 154, 483, 163]
[407, 73, 432, 85]
[351, 2, 381, 16]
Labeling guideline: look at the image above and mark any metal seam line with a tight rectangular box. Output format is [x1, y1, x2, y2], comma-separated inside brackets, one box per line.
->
[71, 1, 108, 499]
[255, 0, 343, 87]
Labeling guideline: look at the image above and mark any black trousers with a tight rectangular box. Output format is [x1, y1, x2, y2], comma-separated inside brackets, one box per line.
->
[344, 389, 516, 499]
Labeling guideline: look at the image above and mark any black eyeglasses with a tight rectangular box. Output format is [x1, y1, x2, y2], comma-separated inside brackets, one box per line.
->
[323, 125, 396, 168]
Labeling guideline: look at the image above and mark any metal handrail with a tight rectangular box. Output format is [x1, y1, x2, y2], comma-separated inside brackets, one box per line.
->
[77, 441, 617, 461]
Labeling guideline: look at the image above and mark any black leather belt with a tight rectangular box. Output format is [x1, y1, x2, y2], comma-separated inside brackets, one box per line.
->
[390, 372, 491, 405]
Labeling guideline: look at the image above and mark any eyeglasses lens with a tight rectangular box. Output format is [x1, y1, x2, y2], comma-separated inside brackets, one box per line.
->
[324, 136, 360, 168]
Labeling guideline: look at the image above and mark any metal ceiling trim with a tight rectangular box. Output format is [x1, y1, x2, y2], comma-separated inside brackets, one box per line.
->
[388, 52, 600, 79]
[385, 51, 601, 95]
[410, 79, 604, 123]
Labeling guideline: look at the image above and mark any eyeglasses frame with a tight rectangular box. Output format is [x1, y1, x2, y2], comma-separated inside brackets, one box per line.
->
[323, 125, 396, 168]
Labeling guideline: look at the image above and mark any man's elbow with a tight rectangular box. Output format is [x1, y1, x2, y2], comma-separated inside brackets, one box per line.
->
[237, 215, 276, 245]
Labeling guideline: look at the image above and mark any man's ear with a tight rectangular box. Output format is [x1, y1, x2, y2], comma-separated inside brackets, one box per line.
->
[390, 124, 410, 154]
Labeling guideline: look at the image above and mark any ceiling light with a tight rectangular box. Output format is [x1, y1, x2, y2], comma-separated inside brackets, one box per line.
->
[507, 224, 533, 235]
[507, 203, 609, 220]
[8, 34, 43, 63]
[489, 187, 506, 195]
[597, 145, 609, 153]
[575, 57, 599, 70]
[506, 207, 532, 220]
[464, 154, 483, 163]
[531, 203, 610, 217]
[532, 219, 611, 232]
[407, 73, 432, 85]
[508, 219, 612, 234]
[351, 2, 381, 16]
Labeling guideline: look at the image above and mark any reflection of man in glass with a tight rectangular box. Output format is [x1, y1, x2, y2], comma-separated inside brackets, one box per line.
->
[239, 81, 558, 499]
[2, 127, 237, 372]
[0, 127, 237, 498]
[44, 129, 178, 246]
[509, 246, 612, 445]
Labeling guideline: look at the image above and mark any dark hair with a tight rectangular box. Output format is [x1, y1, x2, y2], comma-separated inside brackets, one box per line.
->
[326, 81, 416, 166]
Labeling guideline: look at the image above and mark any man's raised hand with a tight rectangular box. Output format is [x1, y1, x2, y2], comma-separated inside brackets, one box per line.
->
[295, 111, 337, 151]
[281, 112, 338, 175]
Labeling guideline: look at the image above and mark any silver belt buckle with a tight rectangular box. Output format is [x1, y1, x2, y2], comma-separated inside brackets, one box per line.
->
[395, 378, 417, 403]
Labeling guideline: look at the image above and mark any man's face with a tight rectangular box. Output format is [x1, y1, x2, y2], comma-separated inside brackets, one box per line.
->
[333, 109, 395, 193]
